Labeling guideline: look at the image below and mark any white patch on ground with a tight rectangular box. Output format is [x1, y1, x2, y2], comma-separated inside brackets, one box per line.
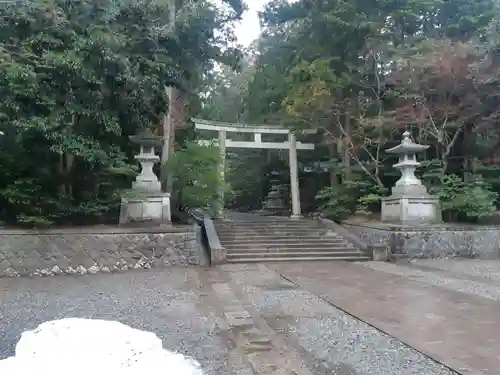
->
[0, 318, 203, 375]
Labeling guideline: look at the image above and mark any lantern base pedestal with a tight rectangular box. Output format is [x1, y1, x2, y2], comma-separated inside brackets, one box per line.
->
[381, 194, 441, 225]
[132, 180, 161, 193]
[119, 192, 171, 225]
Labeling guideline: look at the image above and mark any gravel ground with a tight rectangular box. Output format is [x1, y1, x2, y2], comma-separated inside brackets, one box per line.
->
[1, 263, 472, 375]
[0, 269, 248, 375]
[224, 266, 458, 375]
[361, 261, 500, 302]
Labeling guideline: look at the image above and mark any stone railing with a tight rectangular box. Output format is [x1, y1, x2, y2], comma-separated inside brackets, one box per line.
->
[0, 226, 201, 277]
[203, 216, 226, 265]
[318, 218, 390, 261]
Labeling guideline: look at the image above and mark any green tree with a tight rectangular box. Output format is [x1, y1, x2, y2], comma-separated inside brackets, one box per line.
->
[0, 0, 175, 226]
[160, 0, 245, 192]
[165, 142, 220, 218]
[234, 0, 500, 222]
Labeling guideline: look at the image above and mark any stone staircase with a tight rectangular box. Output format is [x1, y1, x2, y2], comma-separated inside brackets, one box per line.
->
[215, 216, 371, 263]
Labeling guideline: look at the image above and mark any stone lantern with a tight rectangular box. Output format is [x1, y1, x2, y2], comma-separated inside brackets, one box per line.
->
[381, 131, 441, 224]
[262, 169, 288, 216]
[119, 128, 171, 224]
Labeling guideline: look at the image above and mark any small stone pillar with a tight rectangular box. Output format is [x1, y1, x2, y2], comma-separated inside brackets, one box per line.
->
[119, 129, 171, 225]
[381, 131, 441, 224]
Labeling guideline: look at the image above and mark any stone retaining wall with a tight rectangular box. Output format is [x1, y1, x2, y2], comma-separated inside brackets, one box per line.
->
[342, 221, 500, 259]
[0, 226, 201, 277]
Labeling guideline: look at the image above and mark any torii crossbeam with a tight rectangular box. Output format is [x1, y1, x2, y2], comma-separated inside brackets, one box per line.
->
[192, 118, 317, 218]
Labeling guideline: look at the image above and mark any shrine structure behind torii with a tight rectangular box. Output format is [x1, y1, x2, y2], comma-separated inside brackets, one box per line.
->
[192, 118, 317, 218]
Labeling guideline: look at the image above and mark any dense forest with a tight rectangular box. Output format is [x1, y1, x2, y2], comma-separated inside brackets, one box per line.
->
[2, 0, 500, 227]
[0, 0, 242, 226]
[202, 0, 500, 223]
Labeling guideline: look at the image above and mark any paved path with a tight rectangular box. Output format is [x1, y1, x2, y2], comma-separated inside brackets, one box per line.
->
[269, 260, 500, 375]
[217, 263, 455, 375]
[2, 260, 498, 374]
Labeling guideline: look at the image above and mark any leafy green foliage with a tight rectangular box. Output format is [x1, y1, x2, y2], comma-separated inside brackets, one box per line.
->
[224, 150, 268, 212]
[227, 0, 500, 224]
[165, 142, 221, 217]
[315, 185, 356, 221]
[0, 0, 174, 226]
[0, 0, 241, 227]
[435, 175, 498, 222]
[356, 184, 389, 216]
[418, 160, 498, 221]
[315, 160, 388, 221]
[2, 0, 498, 226]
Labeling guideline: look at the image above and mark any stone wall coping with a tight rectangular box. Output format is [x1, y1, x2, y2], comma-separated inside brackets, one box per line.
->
[0, 225, 192, 236]
[342, 220, 500, 232]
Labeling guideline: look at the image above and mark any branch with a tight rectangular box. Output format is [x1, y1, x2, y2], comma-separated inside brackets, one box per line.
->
[444, 124, 463, 157]
[414, 98, 441, 141]
[332, 116, 384, 187]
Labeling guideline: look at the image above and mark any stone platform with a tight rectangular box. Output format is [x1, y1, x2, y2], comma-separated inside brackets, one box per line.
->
[341, 220, 500, 259]
[120, 192, 171, 224]
[382, 194, 441, 224]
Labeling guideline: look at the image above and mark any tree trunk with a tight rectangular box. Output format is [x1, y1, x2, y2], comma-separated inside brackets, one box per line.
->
[161, 0, 177, 192]
[440, 126, 463, 178]
[326, 142, 338, 186]
[342, 109, 351, 181]
[165, 88, 186, 193]
[58, 154, 65, 194]
[161, 86, 172, 191]
[66, 153, 74, 197]
[462, 125, 473, 181]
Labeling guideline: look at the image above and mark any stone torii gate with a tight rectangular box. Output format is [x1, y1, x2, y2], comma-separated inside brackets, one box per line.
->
[192, 118, 317, 218]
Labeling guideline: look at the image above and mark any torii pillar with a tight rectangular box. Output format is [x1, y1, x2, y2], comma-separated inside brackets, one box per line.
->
[288, 132, 301, 219]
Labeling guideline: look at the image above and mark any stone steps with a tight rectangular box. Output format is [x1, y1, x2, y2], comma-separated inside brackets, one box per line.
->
[217, 221, 322, 227]
[228, 250, 364, 258]
[225, 245, 358, 254]
[218, 220, 320, 225]
[228, 255, 371, 263]
[217, 223, 325, 232]
[215, 216, 371, 263]
[217, 222, 321, 228]
[225, 243, 353, 251]
[217, 230, 331, 237]
[219, 237, 348, 245]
